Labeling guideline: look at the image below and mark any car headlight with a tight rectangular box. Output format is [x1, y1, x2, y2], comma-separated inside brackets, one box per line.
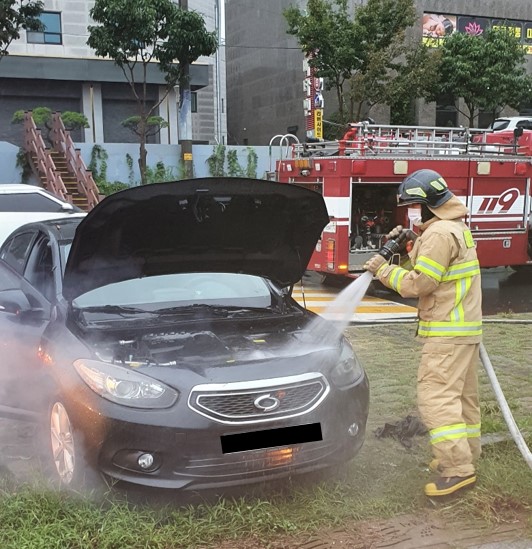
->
[73, 359, 178, 409]
[330, 343, 364, 387]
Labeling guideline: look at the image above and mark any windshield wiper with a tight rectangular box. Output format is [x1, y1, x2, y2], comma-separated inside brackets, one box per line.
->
[154, 304, 231, 317]
[154, 304, 278, 317]
[77, 305, 155, 316]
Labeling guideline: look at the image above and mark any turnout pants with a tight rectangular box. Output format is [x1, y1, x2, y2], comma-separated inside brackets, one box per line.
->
[417, 342, 481, 478]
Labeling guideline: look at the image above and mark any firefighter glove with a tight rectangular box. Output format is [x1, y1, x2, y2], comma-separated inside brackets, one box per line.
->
[364, 254, 387, 274]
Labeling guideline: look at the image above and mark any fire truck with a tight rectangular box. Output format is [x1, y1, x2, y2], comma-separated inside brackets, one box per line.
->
[274, 122, 532, 280]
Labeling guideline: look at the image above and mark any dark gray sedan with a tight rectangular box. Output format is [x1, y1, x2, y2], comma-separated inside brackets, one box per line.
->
[0, 178, 369, 491]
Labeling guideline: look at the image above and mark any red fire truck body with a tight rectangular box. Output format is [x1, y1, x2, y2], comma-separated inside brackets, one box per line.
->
[275, 123, 532, 278]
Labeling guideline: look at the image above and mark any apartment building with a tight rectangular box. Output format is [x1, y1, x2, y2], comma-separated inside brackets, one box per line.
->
[0, 0, 227, 148]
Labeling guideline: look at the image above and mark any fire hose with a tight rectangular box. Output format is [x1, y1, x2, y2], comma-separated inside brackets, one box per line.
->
[479, 343, 532, 470]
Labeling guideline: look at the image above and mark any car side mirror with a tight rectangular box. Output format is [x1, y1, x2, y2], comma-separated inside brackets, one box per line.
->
[514, 127, 524, 140]
[0, 289, 33, 315]
[61, 202, 74, 211]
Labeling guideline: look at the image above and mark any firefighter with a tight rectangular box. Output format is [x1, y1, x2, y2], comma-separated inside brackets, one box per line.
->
[364, 169, 482, 497]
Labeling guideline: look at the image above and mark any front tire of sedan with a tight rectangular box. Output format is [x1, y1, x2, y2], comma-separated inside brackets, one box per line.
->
[47, 400, 106, 495]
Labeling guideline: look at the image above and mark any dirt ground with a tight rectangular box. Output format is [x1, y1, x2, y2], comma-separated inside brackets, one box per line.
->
[218, 512, 531, 549]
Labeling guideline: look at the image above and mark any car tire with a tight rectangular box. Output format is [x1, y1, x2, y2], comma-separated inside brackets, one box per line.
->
[46, 399, 106, 494]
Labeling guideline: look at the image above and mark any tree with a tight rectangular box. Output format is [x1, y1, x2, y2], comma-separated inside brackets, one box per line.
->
[0, 0, 43, 59]
[87, 0, 217, 184]
[121, 115, 168, 144]
[12, 107, 89, 146]
[347, 37, 441, 125]
[284, 0, 427, 127]
[284, 0, 363, 122]
[424, 27, 532, 127]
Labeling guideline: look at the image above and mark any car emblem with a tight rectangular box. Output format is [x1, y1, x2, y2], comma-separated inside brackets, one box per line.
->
[253, 393, 281, 412]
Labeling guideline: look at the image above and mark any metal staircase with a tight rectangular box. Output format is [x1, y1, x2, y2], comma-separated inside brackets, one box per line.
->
[23, 111, 101, 211]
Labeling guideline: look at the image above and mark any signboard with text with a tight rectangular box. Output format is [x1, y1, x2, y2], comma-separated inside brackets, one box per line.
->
[314, 109, 323, 139]
[422, 12, 532, 55]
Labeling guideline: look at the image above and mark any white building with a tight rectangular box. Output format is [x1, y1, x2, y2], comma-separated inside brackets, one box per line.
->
[0, 0, 227, 148]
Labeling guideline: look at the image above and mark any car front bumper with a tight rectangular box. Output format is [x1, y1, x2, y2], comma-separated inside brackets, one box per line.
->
[68, 374, 370, 490]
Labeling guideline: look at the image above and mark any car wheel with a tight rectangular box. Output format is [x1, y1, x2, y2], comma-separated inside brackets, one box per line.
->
[47, 400, 105, 493]
[49, 401, 78, 486]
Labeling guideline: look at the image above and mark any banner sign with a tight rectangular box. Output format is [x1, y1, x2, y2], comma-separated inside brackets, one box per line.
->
[422, 12, 532, 54]
[304, 55, 325, 140]
[314, 109, 323, 139]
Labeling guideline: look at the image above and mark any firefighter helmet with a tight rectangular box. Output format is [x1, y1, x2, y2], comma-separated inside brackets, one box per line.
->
[397, 169, 453, 208]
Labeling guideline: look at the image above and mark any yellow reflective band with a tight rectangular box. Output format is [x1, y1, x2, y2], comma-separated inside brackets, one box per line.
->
[430, 422, 466, 436]
[415, 256, 446, 282]
[464, 230, 475, 249]
[389, 266, 407, 293]
[406, 187, 427, 198]
[466, 423, 481, 438]
[430, 423, 467, 445]
[418, 320, 482, 337]
[451, 277, 471, 323]
[442, 260, 480, 281]
[430, 178, 445, 191]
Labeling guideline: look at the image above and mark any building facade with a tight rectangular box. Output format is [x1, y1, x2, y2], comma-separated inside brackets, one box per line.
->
[226, 0, 532, 145]
[0, 0, 227, 148]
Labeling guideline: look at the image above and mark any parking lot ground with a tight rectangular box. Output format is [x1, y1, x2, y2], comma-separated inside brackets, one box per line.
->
[292, 284, 418, 322]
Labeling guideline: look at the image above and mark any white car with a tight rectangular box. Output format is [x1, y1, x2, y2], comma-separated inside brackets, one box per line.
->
[0, 184, 86, 247]
[487, 116, 532, 132]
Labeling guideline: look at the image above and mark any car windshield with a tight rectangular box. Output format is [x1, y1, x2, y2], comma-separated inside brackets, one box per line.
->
[72, 273, 274, 311]
[489, 119, 510, 131]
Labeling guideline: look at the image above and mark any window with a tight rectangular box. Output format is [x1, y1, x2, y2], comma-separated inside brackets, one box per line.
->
[0, 193, 66, 213]
[516, 120, 532, 130]
[0, 233, 36, 275]
[191, 92, 197, 113]
[435, 94, 457, 127]
[27, 12, 62, 44]
[24, 237, 54, 302]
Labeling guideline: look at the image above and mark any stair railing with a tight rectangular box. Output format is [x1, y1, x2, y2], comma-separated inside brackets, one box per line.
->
[50, 112, 101, 210]
[23, 112, 71, 203]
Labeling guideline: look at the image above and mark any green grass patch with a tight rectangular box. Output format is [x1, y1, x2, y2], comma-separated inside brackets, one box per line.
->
[0, 319, 530, 548]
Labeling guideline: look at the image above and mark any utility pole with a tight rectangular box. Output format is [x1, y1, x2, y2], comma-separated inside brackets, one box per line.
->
[178, 0, 194, 178]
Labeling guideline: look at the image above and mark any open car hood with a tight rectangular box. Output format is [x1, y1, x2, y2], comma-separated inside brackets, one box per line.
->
[63, 178, 329, 300]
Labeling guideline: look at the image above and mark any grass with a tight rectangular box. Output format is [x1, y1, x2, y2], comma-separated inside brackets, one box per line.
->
[0, 319, 531, 548]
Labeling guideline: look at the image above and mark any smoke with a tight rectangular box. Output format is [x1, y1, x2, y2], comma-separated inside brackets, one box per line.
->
[0, 272, 374, 497]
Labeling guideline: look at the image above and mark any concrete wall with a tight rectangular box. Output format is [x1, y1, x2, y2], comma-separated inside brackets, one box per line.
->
[0, 142, 24, 184]
[0, 142, 284, 185]
[226, 0, 306, 146]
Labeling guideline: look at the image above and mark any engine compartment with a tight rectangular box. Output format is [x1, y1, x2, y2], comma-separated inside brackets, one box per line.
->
[85, 320, 329, 368]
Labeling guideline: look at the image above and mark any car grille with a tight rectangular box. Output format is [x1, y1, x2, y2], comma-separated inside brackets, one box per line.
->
[188, 373, 329, 424]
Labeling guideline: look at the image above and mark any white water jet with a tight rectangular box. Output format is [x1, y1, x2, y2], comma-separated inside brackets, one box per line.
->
[306, 271, 374, 341]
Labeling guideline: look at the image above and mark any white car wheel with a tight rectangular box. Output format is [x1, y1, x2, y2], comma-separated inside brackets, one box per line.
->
[50, 401, 77, 486]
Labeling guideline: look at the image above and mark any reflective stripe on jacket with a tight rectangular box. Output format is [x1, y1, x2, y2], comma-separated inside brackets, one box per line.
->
[376, 217, 482, 343]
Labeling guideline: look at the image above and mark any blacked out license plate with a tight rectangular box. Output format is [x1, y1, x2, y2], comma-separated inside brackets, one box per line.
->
[221, 423, 322, 454]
